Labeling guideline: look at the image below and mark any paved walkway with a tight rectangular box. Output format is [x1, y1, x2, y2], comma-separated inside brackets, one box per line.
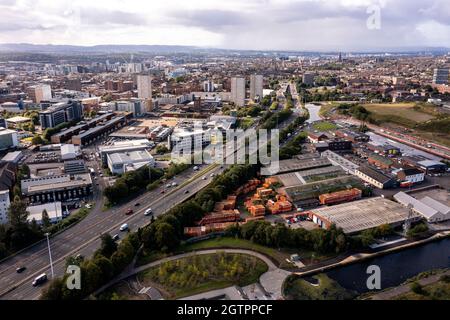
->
[368, 270, 450, 300]
[99, 249, 291, 300]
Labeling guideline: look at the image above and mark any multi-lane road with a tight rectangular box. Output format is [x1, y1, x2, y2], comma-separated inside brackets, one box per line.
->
[0, 105, 302, 300]
[0, 163, 223, 300]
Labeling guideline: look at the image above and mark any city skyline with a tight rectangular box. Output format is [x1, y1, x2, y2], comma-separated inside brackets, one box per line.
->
[1, 0, 449, 51]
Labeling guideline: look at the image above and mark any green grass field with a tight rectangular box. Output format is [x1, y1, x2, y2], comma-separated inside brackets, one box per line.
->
[313, 121, 338, 131]
[365, 103, 435, 123]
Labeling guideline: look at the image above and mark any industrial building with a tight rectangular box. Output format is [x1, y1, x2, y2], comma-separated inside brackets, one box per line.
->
[283, 175, 364, 208]
[1, 151, 23, 164]
[64, 160, 88, 175]
[276, 165, 346, 187]
[268, 156, 331, 175]
[416, 160, 448, 174]
[50, 112, 116, 143]
[393, 192, 450, 223]
[21, 173, 93, 204]
[72, 114, 131, 146]
[27, 202, 64, 225]
[321, 150, 360, 174]
[60, 144, 79, 160]
[355, 166, 396, 189]
[99, 139, 153, 165]
[308, 197, 420, 234]
[107, 150, 155, 175]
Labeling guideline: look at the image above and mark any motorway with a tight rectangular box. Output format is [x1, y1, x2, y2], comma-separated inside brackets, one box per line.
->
[0, 162, 223, 300]
[0, 93, 302, 300]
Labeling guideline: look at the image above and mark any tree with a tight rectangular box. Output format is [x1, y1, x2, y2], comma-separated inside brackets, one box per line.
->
[97, 234, 117, 258]
[8, 198, 29, 229]
[156, 144, 169, 154]
[154, 223, 179, 252]
[41, 209, 51, 230]
[32, 135, 45, 145]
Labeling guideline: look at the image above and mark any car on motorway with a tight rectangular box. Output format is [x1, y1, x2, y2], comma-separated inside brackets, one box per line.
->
[119, 224, 129, 232]
[144, 208, 153, 216]
[32, 273, 47, 286]
[193, 166, 199, 171]
[16, 266, 26, 273]
[112, 234, 120, 241]
[134, 202, 141, 207]
[171, 182, 178, 187]
[184, 190, 189, 194]
[126, 209, 134, 215]
[202, 176, 207, 180]
[166, 184, 172, 188]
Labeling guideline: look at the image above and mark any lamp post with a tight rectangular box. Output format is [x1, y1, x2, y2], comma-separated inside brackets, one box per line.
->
[45, 233, 54, 278]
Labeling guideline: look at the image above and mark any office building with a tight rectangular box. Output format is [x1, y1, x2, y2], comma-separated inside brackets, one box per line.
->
[249, 74, 263, 101]
[27, 84, 52, 103]
[112, 100, 144, 117]
[0, 128, 19, 150]
[137, 75, 152, 99]
[65, 78, 82, 91]
[203, 80, 215, 92]
[433, 67, 449, 85]
[0, 189, 10, 224]
[39, 100, 83, 129]
[231, 77, 245, 107]
[302, 73, 315, 86]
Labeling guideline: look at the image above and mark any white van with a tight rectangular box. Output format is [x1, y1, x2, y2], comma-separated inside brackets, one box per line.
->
[119, 224, 129, 232]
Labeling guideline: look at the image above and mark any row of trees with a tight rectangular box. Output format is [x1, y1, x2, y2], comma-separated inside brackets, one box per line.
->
[260, 109, 293, 130]
[279, 131, 308, 160]
[226, 220, 348, 254]
[41, 233, 140, 300]
[103, 165, 165, 205]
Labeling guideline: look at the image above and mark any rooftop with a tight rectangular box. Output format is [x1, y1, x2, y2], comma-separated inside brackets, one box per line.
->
[310, 197, 416, 234]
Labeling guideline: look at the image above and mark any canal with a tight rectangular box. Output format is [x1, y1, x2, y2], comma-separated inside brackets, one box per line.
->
[326, 238, 450, 293]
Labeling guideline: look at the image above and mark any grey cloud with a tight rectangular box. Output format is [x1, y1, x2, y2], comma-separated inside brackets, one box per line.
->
[79, 8, 148, 26]
[168, 9, 246, 29]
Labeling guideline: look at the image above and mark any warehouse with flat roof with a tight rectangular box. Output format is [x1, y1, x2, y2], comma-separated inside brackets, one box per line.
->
[308, 197, 420, 234]
[276, 165, 346, 187]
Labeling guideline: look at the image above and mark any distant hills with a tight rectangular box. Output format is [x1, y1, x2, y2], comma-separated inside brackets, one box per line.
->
[0, 43, 448, 55]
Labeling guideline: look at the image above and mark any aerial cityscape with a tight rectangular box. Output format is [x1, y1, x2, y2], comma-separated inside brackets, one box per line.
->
[0, 0, 449, 307]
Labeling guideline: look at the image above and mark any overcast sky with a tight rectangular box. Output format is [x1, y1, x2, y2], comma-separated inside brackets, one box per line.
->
[1, 0, 449, 51]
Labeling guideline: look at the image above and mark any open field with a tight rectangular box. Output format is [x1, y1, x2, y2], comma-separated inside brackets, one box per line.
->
[365, 103, 435, 123]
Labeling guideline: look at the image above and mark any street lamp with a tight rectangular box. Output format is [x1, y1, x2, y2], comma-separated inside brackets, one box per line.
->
[45, 233, 54, 278]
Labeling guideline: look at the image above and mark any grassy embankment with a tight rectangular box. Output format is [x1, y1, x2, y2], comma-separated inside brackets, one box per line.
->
[283, 273, 355, 300]
[137, 237, 335, 270]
